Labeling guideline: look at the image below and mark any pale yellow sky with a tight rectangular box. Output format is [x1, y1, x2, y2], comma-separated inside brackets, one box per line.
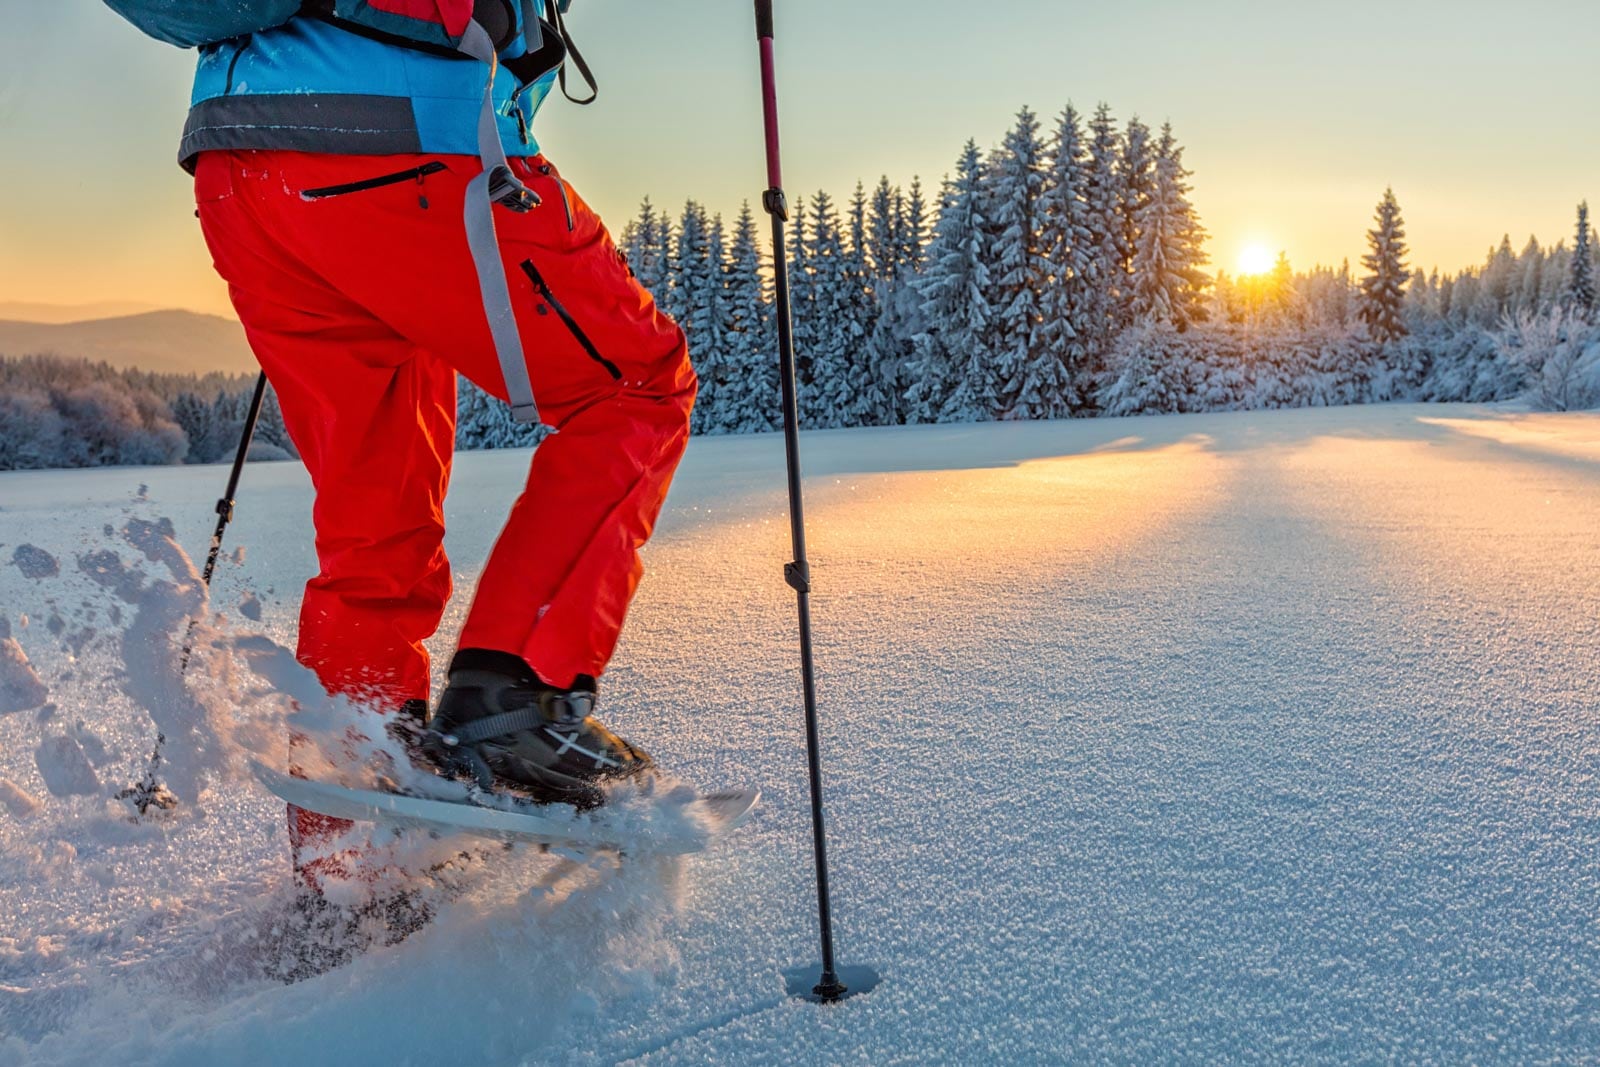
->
[3, 1, 1596, 319]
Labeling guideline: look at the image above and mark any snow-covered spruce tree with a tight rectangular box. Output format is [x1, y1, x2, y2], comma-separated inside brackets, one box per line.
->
[785, 191, 817, 407]
[721, 201, 779, 434]
[1130, 122, 1209, 330]
[907, 141, 993, 423]
[847, 187, 894, 426]
[1037, 104, 1093, 414]
[802, 191, 882, 428]
[169, 391, 211, 463]
[985, 106, 1064, 420]
[1472, 236, 1516, 326]
[1358, 187, 1410, 343]
[1100, 320, 1182, 416]
[1513, 236, 1544, 317]
[798, 191, 844, 427]
[620, 198, 671, 300]
[900, 176, 928, 273]
[868, 177, 901, 282]
[1079, 104, 1127, 398]
[1300, 261, 1353, 329]
[864, 271, 921, 426]
[456, 375, 544, 450]
[1573, 201, 1596, 313]
[667, 201, 732, 434]
[1270, 252, 1302, 324]
[863, 176, 928, 424]
[1117, 116, 1155, 319]
[1538, 243, 1570, 309]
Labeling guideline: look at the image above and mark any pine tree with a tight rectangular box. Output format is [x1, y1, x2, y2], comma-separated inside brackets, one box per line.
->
[455, 375, 545, 450]
[901, 176, 929, 273]
[1118, 115, 1155, 316]
[1129, 122, 1209, 330]
[1038, 104, 1094, 413]
[985, 106, 1057, 419]
[908, 140, 994, 423]
[170, 391, 210, 463]
[621, 198, 671, 299]
[1358, 187, 1410, 342]
[668, 201, 730, 433]
[723, 202, 778, 433]
[801, 191, 880, 427]
[844, 188, 889, 424]
[865, 178, 925, 424]
[1513, 236, 1544, 316]
[1474, 235, 1516, 324]
[786, 192, 816, 400]
[868, 177, 901, 281]
[1573, 201, 1596, 313]
[1080, 103, 1126, 395]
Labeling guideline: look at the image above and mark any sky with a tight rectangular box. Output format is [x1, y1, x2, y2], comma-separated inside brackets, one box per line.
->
[1, 0, 1597, 320]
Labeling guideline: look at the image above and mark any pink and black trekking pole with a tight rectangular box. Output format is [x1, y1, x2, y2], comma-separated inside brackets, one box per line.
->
[755, 0, 876, 1005]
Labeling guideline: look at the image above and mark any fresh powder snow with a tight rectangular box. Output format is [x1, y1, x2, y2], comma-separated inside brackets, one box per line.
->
[1, 402, 1598, 1065]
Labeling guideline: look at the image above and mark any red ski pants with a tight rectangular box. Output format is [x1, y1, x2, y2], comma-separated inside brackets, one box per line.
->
[197, 150, 694, 702]
[197, 151, 694, 884]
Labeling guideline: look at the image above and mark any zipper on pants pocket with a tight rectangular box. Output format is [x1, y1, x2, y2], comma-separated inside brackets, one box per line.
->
[301, 161, 448, 202]
[520, 259, 622, 381]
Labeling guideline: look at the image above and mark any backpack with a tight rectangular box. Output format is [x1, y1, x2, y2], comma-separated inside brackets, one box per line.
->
[102, 0, 593, 427]
[103, 1, 506, 53]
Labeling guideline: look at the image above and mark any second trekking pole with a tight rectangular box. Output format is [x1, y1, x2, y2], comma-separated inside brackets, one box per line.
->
[754, 0, 876, 1005]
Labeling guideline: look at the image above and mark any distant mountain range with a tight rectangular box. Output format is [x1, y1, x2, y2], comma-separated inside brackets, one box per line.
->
[0, 309, 255, 377]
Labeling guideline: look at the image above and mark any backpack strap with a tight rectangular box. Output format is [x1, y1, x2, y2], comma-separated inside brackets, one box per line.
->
[547, 1, 597, 105]
[458, 18, 542, 424]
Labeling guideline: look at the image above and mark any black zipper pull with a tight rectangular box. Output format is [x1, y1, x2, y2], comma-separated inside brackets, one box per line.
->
[416, 170, 429, 210]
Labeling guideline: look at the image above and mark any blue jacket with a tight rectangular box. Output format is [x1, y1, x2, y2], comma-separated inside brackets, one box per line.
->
[179, 4, 559, 171]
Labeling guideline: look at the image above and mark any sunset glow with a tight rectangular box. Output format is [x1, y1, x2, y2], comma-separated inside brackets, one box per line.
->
[1238, 243, 1276, 276]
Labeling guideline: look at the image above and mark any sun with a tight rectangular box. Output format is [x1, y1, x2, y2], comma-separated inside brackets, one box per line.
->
[1237, 243, 1275, 276]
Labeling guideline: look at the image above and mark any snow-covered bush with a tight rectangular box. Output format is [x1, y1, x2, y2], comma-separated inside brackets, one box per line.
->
[1493, 307, 1600, 411]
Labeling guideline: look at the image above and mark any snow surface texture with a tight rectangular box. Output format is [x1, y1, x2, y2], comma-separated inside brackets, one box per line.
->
[1, 403, 1598, 1065]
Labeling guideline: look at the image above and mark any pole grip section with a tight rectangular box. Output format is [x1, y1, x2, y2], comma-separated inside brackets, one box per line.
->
[755, 0, 774, 40]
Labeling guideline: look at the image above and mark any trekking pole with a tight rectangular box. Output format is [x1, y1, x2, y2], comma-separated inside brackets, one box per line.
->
[121, 371, 269, 815]
[754, 0, 874, 1005]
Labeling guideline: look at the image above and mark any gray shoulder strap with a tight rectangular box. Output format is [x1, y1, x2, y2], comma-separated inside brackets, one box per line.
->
[458, 19, 542, 426]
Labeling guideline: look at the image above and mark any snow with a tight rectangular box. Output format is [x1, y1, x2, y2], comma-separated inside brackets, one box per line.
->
[1, 402, 1599, 1064]
[32, 737, 100, 799]
[0, 616, 49, 714]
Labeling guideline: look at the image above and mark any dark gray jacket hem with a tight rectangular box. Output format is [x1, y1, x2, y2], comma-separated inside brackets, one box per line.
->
[179, 94, 426, 173]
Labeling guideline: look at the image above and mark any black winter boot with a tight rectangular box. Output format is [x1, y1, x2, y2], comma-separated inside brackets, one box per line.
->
[423, 649, 651, 809]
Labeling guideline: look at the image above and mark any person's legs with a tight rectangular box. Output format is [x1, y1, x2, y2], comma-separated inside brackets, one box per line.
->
[195, 152, 458, 888]
[218, 150, 695, 692]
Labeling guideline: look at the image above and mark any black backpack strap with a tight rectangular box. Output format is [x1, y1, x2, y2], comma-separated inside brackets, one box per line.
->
[547, 1, 597, 105]
[503, 16, 566, 84]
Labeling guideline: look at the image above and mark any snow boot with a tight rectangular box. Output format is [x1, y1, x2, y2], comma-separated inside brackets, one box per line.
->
[423, 649, 651, 809]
